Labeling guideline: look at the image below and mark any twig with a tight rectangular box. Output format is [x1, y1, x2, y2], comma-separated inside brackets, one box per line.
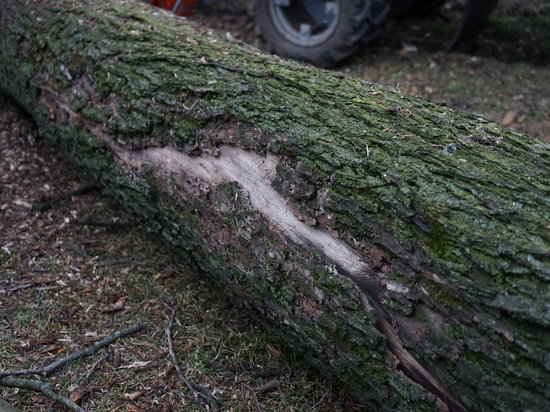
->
[42, 322, 147, 374]
[93, 259, 146, 268]
[69, 218, 136, 229]
[19, 268, 49, 273]
[6, 283, 32, 295]
[0, 322, 147, 379]
[254, 379, 279, 394]
[162, 303, 219, 412]
[81, 354, 109, 383]
[0, 377, 87, 412]
[32, 182, 99, 212]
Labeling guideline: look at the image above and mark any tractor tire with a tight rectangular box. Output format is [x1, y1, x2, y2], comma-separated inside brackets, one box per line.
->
[389, 0, 447, 18]
[253, 0, 390, 68]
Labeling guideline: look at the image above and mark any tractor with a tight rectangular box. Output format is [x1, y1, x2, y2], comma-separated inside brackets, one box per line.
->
[149, 0, 500, 68]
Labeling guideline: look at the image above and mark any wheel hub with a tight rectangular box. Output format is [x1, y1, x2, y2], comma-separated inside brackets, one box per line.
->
[270, 0, 341, 47]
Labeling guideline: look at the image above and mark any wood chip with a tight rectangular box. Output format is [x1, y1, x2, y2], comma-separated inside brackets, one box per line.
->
[123, 391, 145, 401]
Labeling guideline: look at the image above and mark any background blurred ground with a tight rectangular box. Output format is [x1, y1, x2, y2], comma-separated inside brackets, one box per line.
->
[1, 0, 549, 411]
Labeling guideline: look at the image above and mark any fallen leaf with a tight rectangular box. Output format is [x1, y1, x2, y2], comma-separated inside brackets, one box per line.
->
[29, 337, 57, 345]
[96, 300, 126, 312]
[112, 347, 121, 368]
[39, 345, 65, 354]
[153, 351, 168, 361]
[32, 275, 60, 284]
[153, 272, 172, 280]
[235, 374, 251, 383]
[300, 297, 324, 317]
[501, 110, 516, 126]
[266, 343, 281, 358]
[190, 312, 204, 322]
[133, 362, 157, 373]
[367, 247, 387, 267]
[69, 388, 87, 403]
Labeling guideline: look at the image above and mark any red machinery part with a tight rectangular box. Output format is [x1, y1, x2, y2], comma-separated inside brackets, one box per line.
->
[149, 0, 199, 17]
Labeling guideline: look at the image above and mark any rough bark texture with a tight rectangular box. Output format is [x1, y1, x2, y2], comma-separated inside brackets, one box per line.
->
[1, 1, 550, 411]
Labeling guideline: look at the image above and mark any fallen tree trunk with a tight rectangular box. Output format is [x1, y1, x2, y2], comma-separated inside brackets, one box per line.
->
[1, 1, 549, 411]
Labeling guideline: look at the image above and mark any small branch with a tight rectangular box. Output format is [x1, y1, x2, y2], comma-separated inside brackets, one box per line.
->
[81, 354, 109, 383]
[32, 183, 99, 212]
[254, 379, 279, 394]
[69, 218, 136, 229]
[0, 377, 87, 412]
[0, 369, 43, 379]
[162, 303, 219, 412]
[93, 259, 146, 268]
[6, 283, 33, 296]
[41, 322, 147, 375]
[0, 323, 147, 379]
[19, 268, 49, 273]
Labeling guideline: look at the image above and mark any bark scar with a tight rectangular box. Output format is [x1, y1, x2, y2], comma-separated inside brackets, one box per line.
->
[42, 92, 467, 411]
[114, 143, 468, 412]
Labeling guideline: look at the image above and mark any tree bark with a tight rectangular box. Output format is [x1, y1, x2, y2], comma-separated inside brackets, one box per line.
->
[1, 1, 550, 411]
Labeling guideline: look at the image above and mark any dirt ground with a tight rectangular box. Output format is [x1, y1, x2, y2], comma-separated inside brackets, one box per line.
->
[1, 1, 549, 411]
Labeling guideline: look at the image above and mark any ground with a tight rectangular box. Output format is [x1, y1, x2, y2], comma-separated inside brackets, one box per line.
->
[1, 0, 549, 411]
